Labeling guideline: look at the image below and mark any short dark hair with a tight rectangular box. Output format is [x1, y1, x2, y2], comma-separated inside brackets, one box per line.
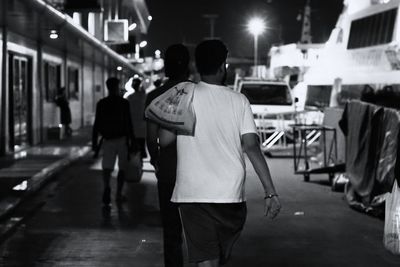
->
[106, 77, 119, 91]
[131, 78, 142, 89]
[195, 40, 228, 75]
[164, 44, 190, 78]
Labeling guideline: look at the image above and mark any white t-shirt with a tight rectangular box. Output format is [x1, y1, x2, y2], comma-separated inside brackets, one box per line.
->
[171, 81, 257, 203]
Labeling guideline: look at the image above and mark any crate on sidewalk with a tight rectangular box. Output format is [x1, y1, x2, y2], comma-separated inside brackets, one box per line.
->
[47, 125, 64, 140]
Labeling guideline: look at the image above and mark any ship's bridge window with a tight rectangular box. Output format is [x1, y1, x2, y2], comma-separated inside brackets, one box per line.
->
[347, 8, 397, 49]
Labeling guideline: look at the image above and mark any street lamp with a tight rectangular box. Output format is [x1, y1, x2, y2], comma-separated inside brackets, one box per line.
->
[247, 17, 266, 73]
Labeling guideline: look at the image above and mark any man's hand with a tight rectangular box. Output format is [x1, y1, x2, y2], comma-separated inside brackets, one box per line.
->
[264, 196, 281, 219]
[150, 158, 160, 178]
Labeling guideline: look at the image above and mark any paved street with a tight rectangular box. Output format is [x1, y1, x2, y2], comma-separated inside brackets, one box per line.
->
[0, 154, 400, 267]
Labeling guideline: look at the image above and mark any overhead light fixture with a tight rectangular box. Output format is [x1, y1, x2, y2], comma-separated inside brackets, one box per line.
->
[148, 15, 153, 21]
[117, 66, 122, 71]
[49, 30, 59, 39]
[128, 23, 137, 31]
[139, 40, 147, 48]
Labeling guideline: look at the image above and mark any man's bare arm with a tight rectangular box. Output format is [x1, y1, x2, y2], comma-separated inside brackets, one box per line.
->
[242, 133, 276, 194]
[158, 128, 177, 147]
[242, 133, 281, 218]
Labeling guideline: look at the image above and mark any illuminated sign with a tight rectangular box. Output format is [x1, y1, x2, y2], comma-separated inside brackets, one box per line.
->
[104, 19, 129, 44]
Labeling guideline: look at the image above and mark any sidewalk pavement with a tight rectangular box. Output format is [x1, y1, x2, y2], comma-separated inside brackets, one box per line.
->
[0, 127, 92, 240]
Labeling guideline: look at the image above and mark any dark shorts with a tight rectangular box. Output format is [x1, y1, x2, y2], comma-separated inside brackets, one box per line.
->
[179, 202, 247, 264]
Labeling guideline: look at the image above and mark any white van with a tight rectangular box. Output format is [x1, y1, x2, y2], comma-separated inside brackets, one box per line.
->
[235, 79, 297, 132]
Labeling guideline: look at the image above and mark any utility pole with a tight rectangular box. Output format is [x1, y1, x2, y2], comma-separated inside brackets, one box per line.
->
[300, 0, 312, 44]
[202, 14, 219, 39]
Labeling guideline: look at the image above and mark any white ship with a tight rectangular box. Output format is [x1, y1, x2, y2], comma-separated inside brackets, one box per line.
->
[292, 0, 400, 109]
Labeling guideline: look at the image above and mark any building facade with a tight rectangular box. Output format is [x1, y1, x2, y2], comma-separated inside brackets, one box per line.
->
[0, 0, 149, 156]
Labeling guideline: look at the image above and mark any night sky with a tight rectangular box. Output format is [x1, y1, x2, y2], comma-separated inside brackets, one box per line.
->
[145, 0, 344, 59]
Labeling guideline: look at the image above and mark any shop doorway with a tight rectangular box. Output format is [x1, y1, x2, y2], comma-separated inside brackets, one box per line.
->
[8, 53, 32, 152]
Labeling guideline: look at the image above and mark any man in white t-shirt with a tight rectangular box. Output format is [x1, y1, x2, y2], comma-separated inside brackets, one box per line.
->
[161, 40, 281, 267]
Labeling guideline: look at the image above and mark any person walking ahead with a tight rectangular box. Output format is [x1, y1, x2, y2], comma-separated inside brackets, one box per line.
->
[92, 77, 135, 207]
[146, 44, 190, 267]
[161, 40, 281, 267]
[127, 77, 147, 159]
[54, 87, 72, 137]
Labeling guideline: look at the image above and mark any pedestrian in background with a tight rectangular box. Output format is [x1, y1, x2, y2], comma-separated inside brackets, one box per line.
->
[54, 87, 72, 137]
[161, 40, 281, 267]
[146, 44, 190, 267]
[92, 77, 135, 207]
[153, 78, 163, 88]
[127, 77, 147, 159]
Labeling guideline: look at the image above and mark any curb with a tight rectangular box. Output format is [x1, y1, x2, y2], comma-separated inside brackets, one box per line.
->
[0, 146, 91, 243]
[29, 146, 91, 192]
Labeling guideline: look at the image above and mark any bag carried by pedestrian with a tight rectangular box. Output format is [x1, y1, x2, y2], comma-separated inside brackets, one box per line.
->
[384, 180, 400, 255]
[124, 152, 143, 183]
[145, 81, 196, 135]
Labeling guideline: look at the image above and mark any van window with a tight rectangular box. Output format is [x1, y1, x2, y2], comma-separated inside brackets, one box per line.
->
[241, 84, 293, 105]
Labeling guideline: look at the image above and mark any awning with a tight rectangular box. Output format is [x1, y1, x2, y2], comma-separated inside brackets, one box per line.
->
[1, 0, 142, 75]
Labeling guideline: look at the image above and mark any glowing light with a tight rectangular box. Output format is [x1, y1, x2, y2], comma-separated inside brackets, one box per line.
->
[247, 17, 266, 72]
[117, 66, 122, 71]
[128, 23, 137, 31]
[14, 151, 27, 160]
[139, 41, 147, 48]
[50, 30, 59, 39]
[247, 17, 266, 36]
[148, 15, 153, 21]
[155, 49, 161, 59]
[123, 77, 134, 98]
[13, 180, 28, 191]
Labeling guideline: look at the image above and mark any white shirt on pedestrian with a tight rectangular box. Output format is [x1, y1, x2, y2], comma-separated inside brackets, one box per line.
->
[171, 81, 257, 203]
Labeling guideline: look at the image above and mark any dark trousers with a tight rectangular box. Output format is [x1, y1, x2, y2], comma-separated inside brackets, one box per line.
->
[157, 181, 183, 267]
[135, 138, 147, 158]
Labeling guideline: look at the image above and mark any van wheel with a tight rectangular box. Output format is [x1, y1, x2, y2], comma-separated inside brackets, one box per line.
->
[329, 173, 334, 184]
[304, 174, 310, 182]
